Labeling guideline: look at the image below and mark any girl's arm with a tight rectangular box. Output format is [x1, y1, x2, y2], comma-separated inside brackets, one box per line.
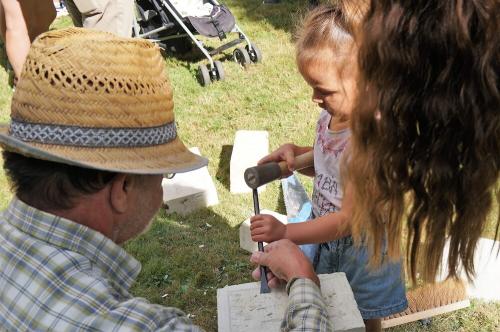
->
[250, 184, 354, 244]
[287, 184, 353, 244]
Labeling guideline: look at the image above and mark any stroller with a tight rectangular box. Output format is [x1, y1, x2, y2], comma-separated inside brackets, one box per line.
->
[134, 0, 262, 86]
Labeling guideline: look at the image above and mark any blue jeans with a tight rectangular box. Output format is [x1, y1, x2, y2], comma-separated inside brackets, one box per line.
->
[315, 236, 408, 319]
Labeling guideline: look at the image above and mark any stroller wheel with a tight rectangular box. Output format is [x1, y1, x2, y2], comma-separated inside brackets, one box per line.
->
[233, 47, 251, 68]
[197, 64, 211, 86]
[246, 44, 262, 63]
[213, 61, 225, 81]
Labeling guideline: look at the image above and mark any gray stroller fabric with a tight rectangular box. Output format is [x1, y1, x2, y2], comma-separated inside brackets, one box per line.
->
[187, 5, 235, 38]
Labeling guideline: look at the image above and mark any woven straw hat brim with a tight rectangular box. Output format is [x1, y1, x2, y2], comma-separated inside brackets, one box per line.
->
[0, 124, 208, 175]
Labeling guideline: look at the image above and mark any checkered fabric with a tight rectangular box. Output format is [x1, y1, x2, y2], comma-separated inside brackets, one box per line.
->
[0, 198, 330, 331]
[0, 198, 202, 331]
[283, 278, 332, 331]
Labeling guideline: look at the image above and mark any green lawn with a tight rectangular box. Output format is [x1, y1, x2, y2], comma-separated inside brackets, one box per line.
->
[1, 1, 499, 331]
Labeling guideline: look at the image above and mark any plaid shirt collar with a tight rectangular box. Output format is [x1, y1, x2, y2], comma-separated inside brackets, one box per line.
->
[4, 197, 141, 291]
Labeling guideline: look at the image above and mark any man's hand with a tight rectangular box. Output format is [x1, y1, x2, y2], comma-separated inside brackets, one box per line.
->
[250, 214, 286, 243]
[250, 239, 320, 287]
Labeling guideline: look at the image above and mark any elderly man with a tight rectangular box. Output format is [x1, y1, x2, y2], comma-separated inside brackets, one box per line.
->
[0, 28, 329, 331]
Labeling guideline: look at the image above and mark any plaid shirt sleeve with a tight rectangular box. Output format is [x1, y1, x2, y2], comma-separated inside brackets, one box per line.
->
[0, 198, 206, 332]
[281, 278, 332, 331]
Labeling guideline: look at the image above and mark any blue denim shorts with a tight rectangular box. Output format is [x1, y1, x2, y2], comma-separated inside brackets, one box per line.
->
[314, 236, 408, 319]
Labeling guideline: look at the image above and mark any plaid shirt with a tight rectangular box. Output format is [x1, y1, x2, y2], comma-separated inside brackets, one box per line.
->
[0, 198, 330, 331]
[284, 278, 332, 331]
[0, 198, 201, 331]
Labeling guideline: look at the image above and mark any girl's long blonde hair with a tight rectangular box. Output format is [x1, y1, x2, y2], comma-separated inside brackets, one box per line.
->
[349, 0, 500, 283]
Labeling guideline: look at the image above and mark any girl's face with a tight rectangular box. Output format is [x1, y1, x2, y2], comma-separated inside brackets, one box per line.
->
[299, 52, 358, 121]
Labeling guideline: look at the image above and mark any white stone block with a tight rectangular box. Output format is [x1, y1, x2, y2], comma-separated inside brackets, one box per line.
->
[438, 237, 500, 301]
[217, 272, 365, 332]
[239, 209, 287, 253]
[230, 130, 269, 194]
[162, 147, 218, 215]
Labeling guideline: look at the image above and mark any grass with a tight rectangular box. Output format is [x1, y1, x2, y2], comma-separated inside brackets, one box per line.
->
[0, 1, 498, 330]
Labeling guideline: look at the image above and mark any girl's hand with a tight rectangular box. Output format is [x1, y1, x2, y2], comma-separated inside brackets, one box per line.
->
[258, 143, 297, 177]
[250, 214, 287, 243]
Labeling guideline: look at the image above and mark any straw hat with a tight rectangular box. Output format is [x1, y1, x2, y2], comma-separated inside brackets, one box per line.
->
[0, 28, 207, 174]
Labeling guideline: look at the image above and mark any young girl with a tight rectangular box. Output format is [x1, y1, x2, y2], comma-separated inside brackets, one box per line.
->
[250, 4, 407, 331]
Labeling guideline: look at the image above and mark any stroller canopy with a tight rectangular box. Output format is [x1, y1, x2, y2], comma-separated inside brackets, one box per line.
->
[169, 0, 235, 38]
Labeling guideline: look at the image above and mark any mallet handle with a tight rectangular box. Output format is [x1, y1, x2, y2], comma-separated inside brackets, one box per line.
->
[244, 150, 314, 189]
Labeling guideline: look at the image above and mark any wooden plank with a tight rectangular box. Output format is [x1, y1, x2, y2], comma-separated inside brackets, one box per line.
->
[381, 300, 470, 329]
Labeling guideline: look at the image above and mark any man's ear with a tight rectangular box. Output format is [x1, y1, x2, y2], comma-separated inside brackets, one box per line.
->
[109, 174, 134, 213]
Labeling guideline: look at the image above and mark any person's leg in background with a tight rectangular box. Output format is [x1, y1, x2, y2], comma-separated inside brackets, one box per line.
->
[63, 0, 134, 37]
[63, 0, 83, 28]
[0, 0, 31, 80]
[89, 0, 135, 37]
[0, 0, 55, 82]
[20, 0, 56, 41]
[0, 2, 10, 78]
[364, 318, 381, 332]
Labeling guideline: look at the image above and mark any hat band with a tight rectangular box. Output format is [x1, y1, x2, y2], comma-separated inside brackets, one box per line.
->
[9, 119, 177, 148]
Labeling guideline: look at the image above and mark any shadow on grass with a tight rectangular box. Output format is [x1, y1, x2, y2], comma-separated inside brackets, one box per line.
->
[162, 43, 210, 63]
[216, 144, 233, 191]
[124, 206, 251, 331]
[227, 0, 310, 34]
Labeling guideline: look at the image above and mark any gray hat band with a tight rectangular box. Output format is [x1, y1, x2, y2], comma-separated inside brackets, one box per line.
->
[9, 120, 177, 148]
